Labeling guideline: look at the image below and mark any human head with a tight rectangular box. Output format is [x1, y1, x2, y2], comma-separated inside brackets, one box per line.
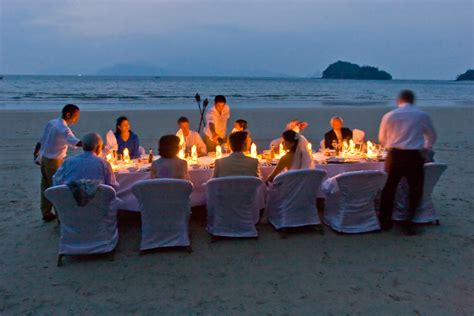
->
[116, 116, 130, 134]
[234, 119, 248, 131]
[397, 89, 415, 106]
[282, 130, 298, 152]
[214, 95, 227, 112]
[228, 131, 248, 152]
[62, 104, 80, 124]
[158, 135, 180, 158]
[330, 116, 344, 130]
[177, 116, 190, 134]
[82, 132, 103, 155]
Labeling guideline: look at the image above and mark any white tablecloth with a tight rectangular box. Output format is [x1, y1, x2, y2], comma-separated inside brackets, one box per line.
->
[115, 161, 384, 212]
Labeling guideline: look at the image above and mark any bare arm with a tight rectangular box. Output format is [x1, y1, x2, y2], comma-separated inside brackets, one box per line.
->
[266, 153, 291, 184]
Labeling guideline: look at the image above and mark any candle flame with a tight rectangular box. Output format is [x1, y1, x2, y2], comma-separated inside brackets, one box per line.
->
[251, 143, 257, 158]
[123, 148, 130, 163]
[178, 149, 185, 159]
[216, 145, 222, 159]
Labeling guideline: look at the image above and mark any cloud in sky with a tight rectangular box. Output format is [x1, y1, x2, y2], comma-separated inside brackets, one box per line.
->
[1, 0, 473, 78]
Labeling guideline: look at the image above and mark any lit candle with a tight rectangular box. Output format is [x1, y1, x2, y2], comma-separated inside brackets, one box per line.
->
[216, 145, 222, 159]
[279, 143, 285, 157]
[123, 148, 130, 163]
[191, 145, 198, 161]
[250, 143, 257, 158]
[106, 153, 112, 161]
[349, 139, 355, 152]
[307, 142, 312, 153]
[178, 148, 185, 159]
[366, 141, 376, 158]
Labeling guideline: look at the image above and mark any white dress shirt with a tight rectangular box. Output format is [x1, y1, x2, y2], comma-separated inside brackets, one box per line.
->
[53, 151, 118, 189]
[203, 104, 231, 139]
[176, 129, 207, 155]
[378, 103, 437, 150]
[39, 118, 80, 160]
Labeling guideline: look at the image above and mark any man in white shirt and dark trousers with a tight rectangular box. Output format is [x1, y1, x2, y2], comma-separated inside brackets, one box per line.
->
[378, 90, 437, 235]
[203, 95, 231, 152]
[34, 104, 82, 222]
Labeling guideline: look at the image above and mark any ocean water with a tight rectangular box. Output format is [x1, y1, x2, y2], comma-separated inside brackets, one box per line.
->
[0, 75, 473, 111]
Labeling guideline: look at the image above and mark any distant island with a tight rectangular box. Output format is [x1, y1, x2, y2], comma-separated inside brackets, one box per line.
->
[455, 69, 474, 81]
[322, 61, 392, 80]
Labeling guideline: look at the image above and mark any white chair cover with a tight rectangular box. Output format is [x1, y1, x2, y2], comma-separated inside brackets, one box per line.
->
[352, 129, 365, 144]
[206, 176, 263, 237]
[138, 146, 146, 156]
[393, 163, 447, 223]
[323, 170, 387, 233]
[44, 185, 119, 255]
[267, 169, 327, 229]
[105, 130, 118, 152]
[131, 179, 193, 250]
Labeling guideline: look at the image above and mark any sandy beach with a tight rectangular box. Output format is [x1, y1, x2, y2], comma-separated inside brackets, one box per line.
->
[0, 106, 473, 315]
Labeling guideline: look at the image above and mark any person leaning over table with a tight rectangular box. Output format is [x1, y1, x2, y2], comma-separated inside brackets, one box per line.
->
[150, 135, 190, 180]
[53, 132, 118, 189]
[176, 116, 207, 156]
[115, 116, 140, 159]
[323, 116, 352, 149]
[378, 89, 437, 236]
[212, 131, 260, 178]
[266, 130, 315, 184]
[33, 104, 82, 222]
[203, 95, 231, 152]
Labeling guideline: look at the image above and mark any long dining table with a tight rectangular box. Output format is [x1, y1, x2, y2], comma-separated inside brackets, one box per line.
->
[113, 155, 384, 212]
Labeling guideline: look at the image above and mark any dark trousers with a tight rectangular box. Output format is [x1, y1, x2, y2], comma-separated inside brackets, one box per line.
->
[380, 149, 425, 226]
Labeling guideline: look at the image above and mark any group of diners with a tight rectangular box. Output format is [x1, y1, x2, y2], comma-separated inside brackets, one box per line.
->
[35, 90, 437, 235]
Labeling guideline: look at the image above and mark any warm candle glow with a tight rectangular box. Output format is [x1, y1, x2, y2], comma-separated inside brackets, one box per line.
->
[279, 143, 285, 157]
[191, 145, 198, 161]
[307, 142, 312, 153]
[106, 153, 112, 161]
[366, 141, 377, 158]
[216, 145, 222, 159]
[123, 148, 130, 163]
[178, 148, 185, 159]
[250, 143, 257, 158]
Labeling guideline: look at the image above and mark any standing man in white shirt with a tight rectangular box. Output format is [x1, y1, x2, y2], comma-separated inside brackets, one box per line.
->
[175, 116, 207, 156]
[33, 104, 82, 222]
[378, 90, 437, 235]
[203, 95, 231, 152]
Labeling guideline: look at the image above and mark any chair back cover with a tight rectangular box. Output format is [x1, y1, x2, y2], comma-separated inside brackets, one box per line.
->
[206, 176, 263, 237]
[393, 162, 447, 222]
[352, 129, 365, 144]
[131, 179, 193, 250]
[267, 169, 327, 229]
[105, 129, 118, 152]
[44, 184, 118, 255]
[323, 170, 387, 233]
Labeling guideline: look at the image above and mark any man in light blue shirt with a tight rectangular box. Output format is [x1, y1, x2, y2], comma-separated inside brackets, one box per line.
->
[378, 90, 437, 235]
[53, 133, 118, 189]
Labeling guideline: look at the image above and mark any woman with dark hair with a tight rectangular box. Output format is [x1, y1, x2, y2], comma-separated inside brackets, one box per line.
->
[115, 116, 140, 159]
[266, 130, 314, 183]
[150, 135, 190, 180]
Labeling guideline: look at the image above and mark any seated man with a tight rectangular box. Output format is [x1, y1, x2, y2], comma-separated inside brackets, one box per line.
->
[175, 116, 207, 156]
[213, 131, 261, 178]
[230, 119, 252, 151]
[53, 132, 118, 189]
[323, 116, 352, 149]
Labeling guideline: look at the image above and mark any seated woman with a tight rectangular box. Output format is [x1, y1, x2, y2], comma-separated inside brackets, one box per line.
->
[115, 116, 141, 159]
[150, 135, 190, 180]
[266, 130, 314, 183]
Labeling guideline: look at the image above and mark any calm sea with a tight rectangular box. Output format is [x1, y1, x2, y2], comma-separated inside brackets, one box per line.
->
[1, 75, 473, 110]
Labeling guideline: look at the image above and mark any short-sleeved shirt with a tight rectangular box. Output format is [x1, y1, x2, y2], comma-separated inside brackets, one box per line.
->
[39, 118, 80, 160]
[203, 104, 231, 139]
[176, 129, 207, 155]
[53, 152, 118, 189]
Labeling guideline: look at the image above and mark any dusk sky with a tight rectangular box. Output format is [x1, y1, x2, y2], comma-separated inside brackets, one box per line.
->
[1, 0, 473, 79]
